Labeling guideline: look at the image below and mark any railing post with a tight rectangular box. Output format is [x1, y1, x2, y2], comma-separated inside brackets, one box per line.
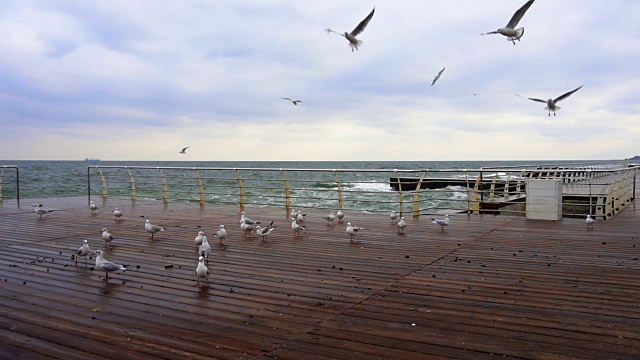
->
[464, 170, 471, 215]
[127, 167, 137, 202]
[395, 170, 404, 217]
[87, 167, 91, 205]
[159, 168, 168, 204]
[235, 169, 245, 212]
[15, 166, 19, 203]
[334, 170, 343, 211]
[412, 171, 427, 218]
[195, 169, 204, 206]
[281, 169, 291, 218]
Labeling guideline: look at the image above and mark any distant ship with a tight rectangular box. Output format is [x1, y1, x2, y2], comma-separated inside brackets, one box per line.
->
[84, 158, 100, 162]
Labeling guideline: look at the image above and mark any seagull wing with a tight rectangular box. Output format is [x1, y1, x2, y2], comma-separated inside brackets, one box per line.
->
[527, 97, 547, 104]
[282, 97, 292, 101]
[350, 7, 375, 37]
[101, 260, 124, 272]
[181, 147, 189, 152]
[506, 0, 535, 29]
[554, 85, 583, 103]
[431, 67, 445, 86]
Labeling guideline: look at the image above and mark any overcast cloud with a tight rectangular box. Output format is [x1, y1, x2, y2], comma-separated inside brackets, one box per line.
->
[0, 0, 638, 161]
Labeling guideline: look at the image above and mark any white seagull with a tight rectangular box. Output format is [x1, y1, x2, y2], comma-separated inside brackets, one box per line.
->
[326, 7, 375, 52]
[94, 250, 126, 282]
[323, 212, 336, 225]
[195, 256, 209, 286]
[89, 201, 98, 214]
[282, 97, 303, 105]
[431, 215, 450, 231]
[113, 208, 123, 222]
[291, 218, 306, 237]
[214, 225, 228, 246]
[397, 217, 407, 234]
[194, 231, 205, 250]
[199, 235, 211, 262]
[241, 221, 257, 238]
[481, 0, 535, 45]
[346, 222, 363, 243]
[33, 204, 60, 218]
[256, 221, 276, 243]
[389, 210, 398, 224]
[336, 209, 345, 224]
[179, 146, 189, 154]
[239, 212, 260, 226]
[145, 219, 166, 240]
[76, 240, 91, 265]
[585, 215, 595, 229]
[526, 85, 583, 116]
[431, 67, 446, 86]
[101, 228, 114, 249]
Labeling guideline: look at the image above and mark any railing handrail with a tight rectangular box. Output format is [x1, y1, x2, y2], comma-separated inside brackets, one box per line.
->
[0, 165, 20, 202]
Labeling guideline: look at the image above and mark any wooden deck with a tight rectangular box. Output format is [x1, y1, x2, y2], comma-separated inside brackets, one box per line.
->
[0, 196, 639, 359]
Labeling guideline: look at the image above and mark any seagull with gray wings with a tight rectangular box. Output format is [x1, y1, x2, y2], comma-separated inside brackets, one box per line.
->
[282, 98, 303, 105]
[95, 250, 126, 282]
[326, 7, 375, 52]
[481, 0, 535, 45]
[526, 85, 583, 116]
[431, 67, 445, 86]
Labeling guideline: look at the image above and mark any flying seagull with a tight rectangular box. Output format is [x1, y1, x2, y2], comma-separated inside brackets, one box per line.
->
[526, 85, 583, 116]
[282, 97, 303, 105]
[179, 147, 189, 154]
[431, 67, 446, 86]
[326, 7, 375, 52]
[481, 0, 535, 45]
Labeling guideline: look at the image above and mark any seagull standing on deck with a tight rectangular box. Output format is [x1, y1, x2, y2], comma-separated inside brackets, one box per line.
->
[323, 212, 336, 225]
[256, 221, 276, 243]
[179, 146, 189, 154]
[585, 215, 595, 229]
[101, 228, 114, 248]
[145, 219, 166, 239]
[239, 212, 259, 226]
[397, 217, 407, 234]
[199, 235, 211, 262]
[94, 250, 126, 282]
[431, 215, 450, 231]
[481, 0, 535, 45]
[33, 204, 60, 218]
[389, 211, 398, 224]
[336, 209, 345, 224]
[89, 201, 98, 214]
[431, 67, 446, 86]
[326, 7, 375, 52]
[195, 256, 209, 287]
[291, 218, 306, 237]
[113, 208, 123, 222]
[241, 221, 257, 238]
[76, 240, 91, 265]
[194, 231, 205, 250]
[525, 85, 583, 116]
[214, 225, 228, 246]
[282, 98, 303, 105]
[346, 222, 363, 243]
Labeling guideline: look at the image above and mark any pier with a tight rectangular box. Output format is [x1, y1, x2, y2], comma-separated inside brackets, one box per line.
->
[1, 189, 639, 359]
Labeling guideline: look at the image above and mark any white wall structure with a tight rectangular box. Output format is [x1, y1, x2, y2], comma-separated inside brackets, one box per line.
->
[526, 179, 563, 221]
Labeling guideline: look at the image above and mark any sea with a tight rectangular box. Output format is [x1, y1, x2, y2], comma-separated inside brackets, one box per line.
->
[0, 160, 630, 214]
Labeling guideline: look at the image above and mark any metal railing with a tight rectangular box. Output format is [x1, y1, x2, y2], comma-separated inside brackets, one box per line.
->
[0, 165, 20, 202]
[87, 164, 638, 220]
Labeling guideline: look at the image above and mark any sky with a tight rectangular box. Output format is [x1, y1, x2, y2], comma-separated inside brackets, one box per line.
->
[0, 0, 638, 161]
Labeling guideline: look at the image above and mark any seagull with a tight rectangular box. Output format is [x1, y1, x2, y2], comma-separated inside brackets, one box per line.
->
[336, 209, 345, 224]
[239, 212, 260, 226]
[113, 208, 123, 222]
[101, 228, 114, 249]
[585, 215, 595, 229]
[346, 222, 363, 243]
[481, 0, 535, 45]
[194, 231, 205, 250]
[431, 214, 450, 231]
[323, 212, 336, 225]
[397, 217, 407, 234]
[431, 67, 445, 86]
[76, 240, 91, 265]
[326, 7, 375, 52]
[296, 211, 306, 223]
[33, 204, 60, 218]
[282, 97, 303, 105]
[526, 85, 583, 116]
[89, 201, 98, 214]
[94, 250, 126, 282]
[199, 235, 211, 262]
[179, 146, 189, 154]
[256, 221, 276, 243]
[195, 256, 209, 287]
[291, 218, 306, 237]
[214, 225, 228, 246]
[241, 221, 257, 238]
[145, 219, 166, 240]
[389, 211, 398, 224]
